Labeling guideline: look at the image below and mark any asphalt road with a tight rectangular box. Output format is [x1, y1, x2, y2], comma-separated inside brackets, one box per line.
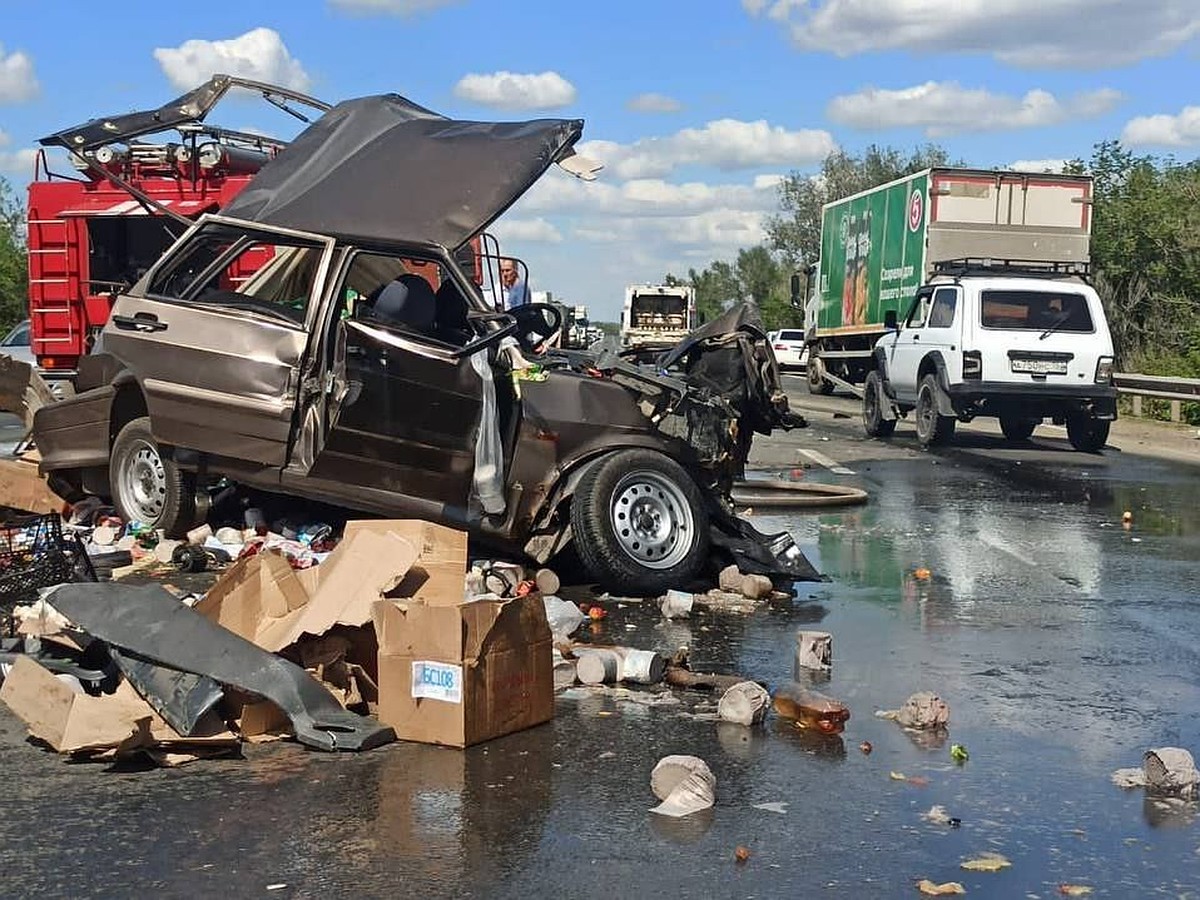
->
[1, 385, 1198, 898]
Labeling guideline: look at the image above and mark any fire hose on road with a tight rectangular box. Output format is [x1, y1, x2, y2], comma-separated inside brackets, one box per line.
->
[730, 480, 868, 508]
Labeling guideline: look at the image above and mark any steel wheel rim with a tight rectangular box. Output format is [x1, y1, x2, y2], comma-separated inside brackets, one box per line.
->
[609, 470, 694, 569]
[864, 379, 879, 428]
[118, 438, 168, 524]
[916, 385, 935, 439]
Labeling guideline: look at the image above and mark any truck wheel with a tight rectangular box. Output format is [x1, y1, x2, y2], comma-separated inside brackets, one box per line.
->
[808, 357, 834, 395]
[109, 417, 195, 536]
[570, 449, 710, 595]
[862, 371, 896, 438]
[999, 415, 1037, 441]
[914, 374, 956, 447]
[1066, 413, 1110, 453]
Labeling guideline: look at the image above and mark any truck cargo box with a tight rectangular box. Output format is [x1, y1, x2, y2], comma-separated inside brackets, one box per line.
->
[813, 168, 1092, 336]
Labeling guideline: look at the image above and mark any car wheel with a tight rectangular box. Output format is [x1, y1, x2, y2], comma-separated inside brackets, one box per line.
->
[914, 374, 956, 447]
[570, 449, 710, 595]
[862, 371, 896, 438]
[999, 414, 1037, 442]
[808, 356, 834, 395]
[1066, 413, 1110, 453]
[109, 416, 195, 536]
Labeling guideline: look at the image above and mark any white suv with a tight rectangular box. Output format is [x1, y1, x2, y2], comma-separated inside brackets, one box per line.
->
[769, 328, 809, 372]
[862, 269, 1117, 452]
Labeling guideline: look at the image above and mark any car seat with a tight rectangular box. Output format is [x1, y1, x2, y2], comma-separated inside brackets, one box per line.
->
[369, 273, 437, 334]
[434, 280, 473, 345]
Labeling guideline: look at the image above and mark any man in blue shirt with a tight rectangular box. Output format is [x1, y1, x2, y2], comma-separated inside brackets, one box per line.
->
[499, 257, 530, 309]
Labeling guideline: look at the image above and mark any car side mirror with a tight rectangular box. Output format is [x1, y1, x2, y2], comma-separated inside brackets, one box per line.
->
[884, 309, 899, 331]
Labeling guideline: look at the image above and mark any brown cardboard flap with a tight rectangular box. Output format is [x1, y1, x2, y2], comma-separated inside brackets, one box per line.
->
[197, 529, 417, 652]
[0, 656, 238, 753]
[345, 520, 467, 605]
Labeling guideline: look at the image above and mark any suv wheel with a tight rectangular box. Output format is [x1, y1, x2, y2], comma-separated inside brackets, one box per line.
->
[999, 415, 1037, 442]
[570, 449, 710, 595]
[862, 371, 896, 438]
[110, 416, 195, 535]
[1066, 413, 1110, 453]
[915, 374, 956, 447]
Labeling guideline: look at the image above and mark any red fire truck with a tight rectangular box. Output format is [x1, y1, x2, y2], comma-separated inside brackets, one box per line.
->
[25, 75, 510, 391]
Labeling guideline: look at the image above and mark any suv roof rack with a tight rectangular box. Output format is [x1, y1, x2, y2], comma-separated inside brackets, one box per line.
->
[931, 258, 1091, 279]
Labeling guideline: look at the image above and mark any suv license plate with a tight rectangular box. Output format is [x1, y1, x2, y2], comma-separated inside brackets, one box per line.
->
[1011, 358, 1068, 375]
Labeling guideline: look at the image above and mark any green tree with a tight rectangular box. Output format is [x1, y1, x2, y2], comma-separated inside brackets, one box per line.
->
[1070, 140, 1200, 369]
[766, 143, 961, 269]
[0, 176, 27, 333]
[669, 261, 739, 324]
[669, 247, 800, 331]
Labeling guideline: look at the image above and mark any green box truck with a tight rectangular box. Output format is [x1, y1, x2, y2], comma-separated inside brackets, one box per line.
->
[801, 168, 1093, 395]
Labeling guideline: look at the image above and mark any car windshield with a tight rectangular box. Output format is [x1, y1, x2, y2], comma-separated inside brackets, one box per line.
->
[778, 330, 804, 341]
[2, 321, 30, 346]
[980, 290, 1094, 332]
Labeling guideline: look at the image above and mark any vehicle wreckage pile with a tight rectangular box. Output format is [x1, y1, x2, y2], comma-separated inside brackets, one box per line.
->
[0, 506, 841, 767]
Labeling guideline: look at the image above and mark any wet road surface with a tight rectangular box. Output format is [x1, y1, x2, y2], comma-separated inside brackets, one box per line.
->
[1, 411, 1199, 897]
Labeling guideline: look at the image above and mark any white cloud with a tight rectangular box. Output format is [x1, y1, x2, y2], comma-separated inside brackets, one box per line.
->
[0, 130, 38, 179]
[1008, 159, 1068, 173]
[517, 170, 781, 219]
[1121, 106, 1200, 147]
[0, 45, 39, 104]
[328, 0, 459, 13]
[153, 28, 311, 92]
[453, 71, 577, 110]
[626, 93, 683, 114]
[746, 0, 1200, 68]
[828, 82, 1121, 136]
[490, 217, 563, 244]
[578, 119, 835, 179]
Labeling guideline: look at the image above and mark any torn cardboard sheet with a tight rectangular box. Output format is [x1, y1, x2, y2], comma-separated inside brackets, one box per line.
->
[196, 522, 433, 652]
[0, 655, 238, 757]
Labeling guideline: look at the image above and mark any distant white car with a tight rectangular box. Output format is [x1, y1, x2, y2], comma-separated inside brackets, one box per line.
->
[1, 319, 36, 368]
[769, 328, 809, 372]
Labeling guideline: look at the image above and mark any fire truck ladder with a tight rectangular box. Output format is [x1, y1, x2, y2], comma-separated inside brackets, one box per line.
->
[26, 212, 77, 363]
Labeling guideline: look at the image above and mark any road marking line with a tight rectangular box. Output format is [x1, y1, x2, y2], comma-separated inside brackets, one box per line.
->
[799, 448, 856, 476]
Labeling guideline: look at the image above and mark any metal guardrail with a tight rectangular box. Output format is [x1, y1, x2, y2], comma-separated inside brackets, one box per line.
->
[1114, 372, 1200, 422]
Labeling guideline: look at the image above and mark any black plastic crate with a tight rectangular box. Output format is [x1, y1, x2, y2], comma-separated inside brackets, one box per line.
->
[0, 513, 96, 612]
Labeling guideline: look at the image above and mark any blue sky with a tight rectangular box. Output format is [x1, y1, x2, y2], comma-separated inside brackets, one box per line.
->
[2, 0, 1198, 321]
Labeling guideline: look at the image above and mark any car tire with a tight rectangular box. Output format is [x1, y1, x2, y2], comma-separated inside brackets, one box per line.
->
[915, 374, 956, 447]
[109, 416, 195, 536]
[999, 415, 1037, 441]
[1066, 413, 1110, 453]
[808, 356, 834, 395]
[862, 371, 896, 438]
[570, 449, 710, 595]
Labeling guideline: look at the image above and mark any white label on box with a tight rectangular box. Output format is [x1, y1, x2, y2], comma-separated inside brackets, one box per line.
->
[411, 661, 463, 704]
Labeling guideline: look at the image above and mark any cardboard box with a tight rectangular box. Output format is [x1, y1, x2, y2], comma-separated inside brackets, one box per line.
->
[372, 593, 554, 748]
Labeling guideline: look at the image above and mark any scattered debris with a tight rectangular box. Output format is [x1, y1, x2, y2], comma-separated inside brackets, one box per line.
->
[1058, 885, 1093, 896]
[659, 589, 694, 619]
[960, 852, 1011, 872]
[916, 879, 966, 895]
[795, 629, 832, 673]
[772, 683, 850, 734]
[752, 801, 788, 814]
[1113, 747, 1198, 798]
[650, 755, 716, 818]
[734, 845, 751, 864]
[859, 740, 873, 755]
[922, 805, 954, 826]
[877, 691, 951, 730]
[950, 743, 969, 763]
[717, 681, 770, 726]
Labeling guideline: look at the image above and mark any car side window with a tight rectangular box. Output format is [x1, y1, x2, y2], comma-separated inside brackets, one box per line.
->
[339, 252, 474, 348]
[146, 222, 326, 326]
[926, 288, 958, 329]
[906, 291, 933, 328]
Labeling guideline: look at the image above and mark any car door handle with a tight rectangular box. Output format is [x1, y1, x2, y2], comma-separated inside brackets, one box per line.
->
[912, 334, 920, 341]
[112, 314, 168, 333]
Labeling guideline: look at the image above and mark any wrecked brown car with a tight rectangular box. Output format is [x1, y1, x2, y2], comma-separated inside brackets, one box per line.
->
[33, 92, 817, 593]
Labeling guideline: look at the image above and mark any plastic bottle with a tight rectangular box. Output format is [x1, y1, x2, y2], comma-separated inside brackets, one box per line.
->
[772, 683, 850, 735]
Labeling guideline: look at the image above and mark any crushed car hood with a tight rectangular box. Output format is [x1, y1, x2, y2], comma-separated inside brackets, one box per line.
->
[221, 93, 585, 250]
